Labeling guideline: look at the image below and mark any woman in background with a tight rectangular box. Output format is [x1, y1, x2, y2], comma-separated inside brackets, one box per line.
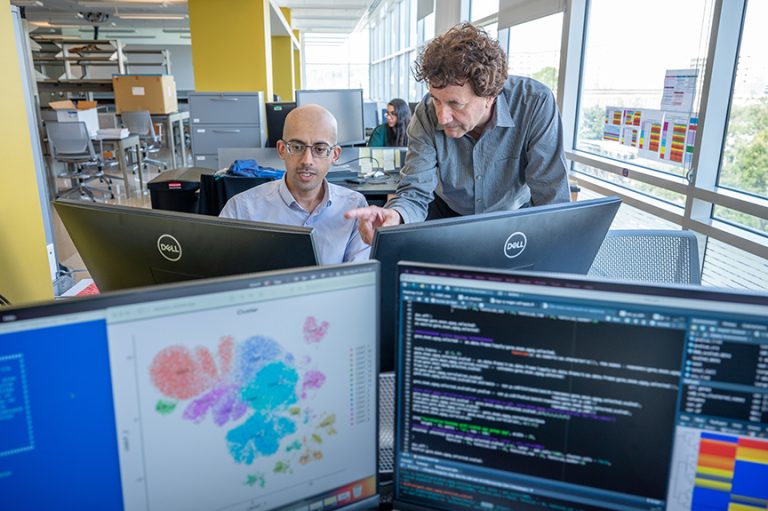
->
[368, 98, 411, 147]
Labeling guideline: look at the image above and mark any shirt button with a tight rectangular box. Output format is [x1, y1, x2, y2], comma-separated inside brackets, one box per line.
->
[476, 199, 481, 203]
[475, 175, 481, 180]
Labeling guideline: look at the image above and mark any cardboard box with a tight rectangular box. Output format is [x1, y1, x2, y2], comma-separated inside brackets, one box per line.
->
[113, 75, 178, 115]
[50, 100, 100, 137]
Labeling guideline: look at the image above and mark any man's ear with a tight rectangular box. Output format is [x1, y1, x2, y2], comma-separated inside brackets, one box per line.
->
[276, 140, 287, 160]
[331, 145, 342, 164]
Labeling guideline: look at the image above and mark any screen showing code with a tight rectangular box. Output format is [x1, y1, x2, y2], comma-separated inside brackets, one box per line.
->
[398, 294, 685, 510]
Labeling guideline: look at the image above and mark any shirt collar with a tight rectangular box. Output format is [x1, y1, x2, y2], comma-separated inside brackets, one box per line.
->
[493, 89, 515, 128]
[277, 178, 332, 212]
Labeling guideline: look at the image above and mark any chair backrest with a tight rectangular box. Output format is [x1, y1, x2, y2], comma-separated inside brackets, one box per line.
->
[588, 229, 702, 284]
[121, 110, 157, 140]
[46, 121, 96, 160]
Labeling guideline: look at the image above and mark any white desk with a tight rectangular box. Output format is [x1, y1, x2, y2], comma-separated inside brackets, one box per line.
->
[93, 133, 142, 198]
[151, 110, 189, 169]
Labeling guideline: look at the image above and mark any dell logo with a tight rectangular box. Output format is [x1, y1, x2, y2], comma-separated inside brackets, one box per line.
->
[504, 232, 527, 259]
[157, 234, 182, 262]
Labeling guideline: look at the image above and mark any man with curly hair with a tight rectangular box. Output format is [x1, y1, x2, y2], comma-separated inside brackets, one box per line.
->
[346, 22, 570, 244]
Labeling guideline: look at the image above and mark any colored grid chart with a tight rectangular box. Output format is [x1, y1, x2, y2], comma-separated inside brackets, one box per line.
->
[668, 121, 688, 163]
[649, 123, 662, 151]
[692, 432, 768, 511]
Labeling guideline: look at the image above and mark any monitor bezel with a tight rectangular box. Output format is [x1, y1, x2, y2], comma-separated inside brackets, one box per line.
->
[392, 260, 768, 511]
[371, 196, 622, 372]
[54, 198, 320, 293]
[295, 88, 366, 146]
[0, 261, 382, 511]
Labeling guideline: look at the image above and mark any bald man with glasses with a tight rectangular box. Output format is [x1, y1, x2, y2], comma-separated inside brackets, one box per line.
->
[219, 104, 370, 264]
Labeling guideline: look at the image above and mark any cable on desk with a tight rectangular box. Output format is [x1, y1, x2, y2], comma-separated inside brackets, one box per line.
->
[334, 156, 381, 168]
[0, 293, 10, 306]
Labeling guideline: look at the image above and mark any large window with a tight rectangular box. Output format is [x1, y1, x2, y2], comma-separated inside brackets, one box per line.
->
[470, 0, 499, 22]
[303, 31, 370, 94]
[715, 0, 768, 234]
[576, 0, 714, 180]
[369, 0, 768, 288]
[369, 0, 420, 103]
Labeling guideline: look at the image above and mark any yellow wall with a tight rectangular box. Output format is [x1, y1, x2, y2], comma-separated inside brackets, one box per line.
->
[271, 36, 294, 101]
[0, 2, 53, 304]
[189, 0, 273, 96]
[271, 8, 295, 101]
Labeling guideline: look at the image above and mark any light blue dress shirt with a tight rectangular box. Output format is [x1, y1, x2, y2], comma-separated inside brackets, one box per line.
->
[219, 179, 371, 265]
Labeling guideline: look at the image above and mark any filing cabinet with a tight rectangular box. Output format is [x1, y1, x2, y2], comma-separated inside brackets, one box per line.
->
[189, 92, 267, 170]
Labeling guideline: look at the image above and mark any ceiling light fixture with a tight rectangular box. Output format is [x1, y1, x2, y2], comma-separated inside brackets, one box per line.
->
[116, 13, 187, 20]
[77, 0, 185, 6]
[117, 0, 185, 3]
[29, 21, 82, 28]
[78, 28, 136, 33]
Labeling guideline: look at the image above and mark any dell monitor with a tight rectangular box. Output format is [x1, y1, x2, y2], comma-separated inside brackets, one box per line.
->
[393, 261, 768, 511]
[0, 262, 380, 511]
[370, 196, 621, 372]
[296, 89, 365, 146]
[265, 101, 296, 147]
[54, 199, 319, 292]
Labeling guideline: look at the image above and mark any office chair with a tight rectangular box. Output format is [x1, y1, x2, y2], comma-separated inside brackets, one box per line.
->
[46, 121, 116, 201]
[588, 229, 702, 284]
[121, 110, 168, 173]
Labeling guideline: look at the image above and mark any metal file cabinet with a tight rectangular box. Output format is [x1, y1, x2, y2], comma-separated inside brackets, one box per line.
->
[189, 92, 267, 170]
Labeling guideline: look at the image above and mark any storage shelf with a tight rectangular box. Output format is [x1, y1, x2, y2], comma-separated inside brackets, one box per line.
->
[30, 37, 171, 100]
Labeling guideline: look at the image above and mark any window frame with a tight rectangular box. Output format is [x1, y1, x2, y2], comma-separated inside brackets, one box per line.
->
[560, 0, 768, 260]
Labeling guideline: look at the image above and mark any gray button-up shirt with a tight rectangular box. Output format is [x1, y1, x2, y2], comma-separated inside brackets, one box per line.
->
[387, 76, 570, 223]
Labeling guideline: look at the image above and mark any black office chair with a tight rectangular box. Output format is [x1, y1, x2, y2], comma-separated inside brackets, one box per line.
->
[46, 121, 116, 201]
[588, 229, 702, 284]
[121, 110, 168, 173]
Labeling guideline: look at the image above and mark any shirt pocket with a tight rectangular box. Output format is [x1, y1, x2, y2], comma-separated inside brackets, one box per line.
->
[492, 155, 520, 173]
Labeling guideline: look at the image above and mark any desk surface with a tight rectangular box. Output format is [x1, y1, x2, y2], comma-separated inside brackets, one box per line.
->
[216, 147, 403, 196]
[93, 133, 139, 143]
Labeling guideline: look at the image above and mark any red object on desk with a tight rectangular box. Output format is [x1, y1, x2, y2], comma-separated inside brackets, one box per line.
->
[77, 282, 100, 296]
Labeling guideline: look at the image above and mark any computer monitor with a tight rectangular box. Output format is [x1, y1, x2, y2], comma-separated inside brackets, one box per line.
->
[0, 262, 380, 510]
[265, 101, 296, 148]
[54, 199, 318, 292]
[393, 261, 768, 511]
[295, 89, 365, 146]
[371, 197, 621, 372]
[363, 101, 379, 132]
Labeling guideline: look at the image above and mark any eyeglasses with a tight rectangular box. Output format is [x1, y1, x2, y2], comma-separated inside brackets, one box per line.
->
[385, 111, 396, 117]
[282, 140, 336, 159]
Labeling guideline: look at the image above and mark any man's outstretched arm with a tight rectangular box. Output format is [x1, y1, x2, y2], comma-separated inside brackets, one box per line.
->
[344, 206, 403, 245]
